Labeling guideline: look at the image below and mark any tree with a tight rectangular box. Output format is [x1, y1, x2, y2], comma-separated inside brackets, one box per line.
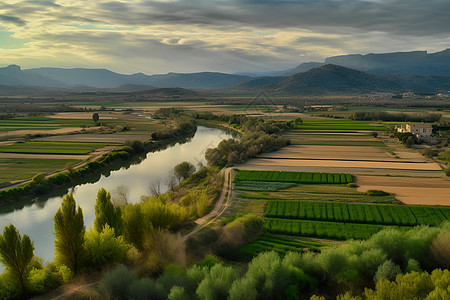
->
[94, 188, 122, 236]
[54, 193, 85, 274]
[92, 113, 99, 123]
[0, 224, 34, 294]
[174, 162, 196, 182]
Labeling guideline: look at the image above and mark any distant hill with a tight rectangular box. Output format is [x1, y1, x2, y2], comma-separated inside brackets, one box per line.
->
[232, 76, 287, 89]
[0, 65, 67, 88]
[270, 64, 402, 95]
[284, 62, 325, 76]
[285, 49, 450, 76]
[24, 68, 251, 89]
[323, 49, 450, 76]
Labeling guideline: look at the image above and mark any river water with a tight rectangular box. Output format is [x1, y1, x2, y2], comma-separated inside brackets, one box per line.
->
[0, 126, 233, 264]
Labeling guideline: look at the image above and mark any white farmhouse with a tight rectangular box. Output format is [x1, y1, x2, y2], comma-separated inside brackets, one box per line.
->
[396, 123, 433, 140]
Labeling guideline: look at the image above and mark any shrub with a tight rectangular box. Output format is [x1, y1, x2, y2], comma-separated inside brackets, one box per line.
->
[100, 265, 138, 300]
[373, 260, 401, 283]
[127, 278, 166, 300]
[28, 267, 63, 294]
[84, 225, 129, 269]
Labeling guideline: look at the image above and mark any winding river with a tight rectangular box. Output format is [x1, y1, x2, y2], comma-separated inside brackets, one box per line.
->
[0, 126, 233, 265]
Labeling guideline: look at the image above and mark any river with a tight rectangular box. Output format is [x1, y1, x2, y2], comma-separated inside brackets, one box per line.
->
[0, 126, 233, 265]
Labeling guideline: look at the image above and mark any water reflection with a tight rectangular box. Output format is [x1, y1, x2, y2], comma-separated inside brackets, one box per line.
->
[0, 126, 233, 264]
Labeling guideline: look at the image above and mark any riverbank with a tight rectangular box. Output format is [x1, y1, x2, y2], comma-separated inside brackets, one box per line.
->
[0, 121, 197, 208]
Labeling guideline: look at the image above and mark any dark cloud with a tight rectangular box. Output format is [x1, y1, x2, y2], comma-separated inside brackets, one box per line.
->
[0, 15, 26, 26]
[91, 0, 450, 36]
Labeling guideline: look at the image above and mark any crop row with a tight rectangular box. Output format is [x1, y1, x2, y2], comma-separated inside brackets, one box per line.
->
[239, 234, 327, 258]
[235, 170, 353, 184]
[265, 200, 450, 227]
[264, 218, 402, 240]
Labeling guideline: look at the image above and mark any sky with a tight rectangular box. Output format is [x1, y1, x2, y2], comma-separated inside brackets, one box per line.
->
[0, 0, 449, 75]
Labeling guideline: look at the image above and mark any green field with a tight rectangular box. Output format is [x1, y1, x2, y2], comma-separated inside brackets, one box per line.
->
[234, 170, 353, 184]
[0, 141, 119, 155]
[239, 234, 328, 258]
[265, 201, 450, 227]
[264, 218, 404, 240]
[289, 139, 386, 147]
[0, 158, 80, 183]
[0, 117, 96, 132]
[292, 119, 388, 132]
[223, 105, 276, 112]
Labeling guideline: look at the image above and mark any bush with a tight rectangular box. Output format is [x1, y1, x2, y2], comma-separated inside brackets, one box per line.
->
[84, 225, 129, 269]
[127, 278, 166, 300]
[366, 189, 389, 196]
[28, 266, 63, 294]
[373, 260, 401, 283]
[100, 265, 138, 300]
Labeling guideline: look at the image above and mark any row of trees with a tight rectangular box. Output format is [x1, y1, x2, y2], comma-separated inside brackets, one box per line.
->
[98, 222, 450, 300]
[204, 116, 292, 167]
[350, 111, 442, 123]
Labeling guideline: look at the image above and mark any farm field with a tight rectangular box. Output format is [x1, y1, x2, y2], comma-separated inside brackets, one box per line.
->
[0, 158, 80, 183]
[265, 200, 450, 226]
[264, 218, 403, 240]
[234, 170, 353, 184]
[231, 170, 449, 242]
[0, 141, 119, 155]
[234, 115, 449, 205]
[238, 183, 399, 204]
[292, 119, 388, 132]
[260, 145, 407, 162]
[34, 133, 152, 143]
[0, 111, 172, 186]
[239, 233, 328, 259]
[356, 176, 450, 206]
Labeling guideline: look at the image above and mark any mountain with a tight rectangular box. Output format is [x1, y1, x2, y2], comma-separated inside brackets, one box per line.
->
[231, 76, 287, 89]
[0, 65, 67, 88]
[24, 68, 251, 89]
[284, 49, 450, 77]
[324, 49, 450, 76]
[270, 64, 402, 95]
[284, 62, 325, 76]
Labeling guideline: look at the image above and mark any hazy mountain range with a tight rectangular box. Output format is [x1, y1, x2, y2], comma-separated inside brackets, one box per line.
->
[1, 49, 450, 95]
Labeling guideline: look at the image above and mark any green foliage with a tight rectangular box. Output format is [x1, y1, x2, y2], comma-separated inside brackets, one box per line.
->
[58, 265, 73, 283]
[92, 112, 99, 123]
[196, 264, 239, 300]
[365, 270, 443, 299]
[205, 120, 290, 167]
[53, 193, 85, 274]
[174, 161, 196, 181]
[373, 260, 402, 283]
[122, 204, 152, 250]
[168, 286, 190, 300]
[84, 225, 129, 269]
[140, 197, 188, 229]
[127, 277, 166, 300]
[94, 188, 122, 236]
[0, 224, 34, 294]
[28, 266, 63, 294]
[32, 173, 46, 184]
[125, 139, 145, 152]
[100, 265, 138, 300]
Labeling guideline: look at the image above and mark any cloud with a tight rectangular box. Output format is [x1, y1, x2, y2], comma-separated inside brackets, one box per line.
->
[0, 0, 449, 73]
[0, 15, 26, 26]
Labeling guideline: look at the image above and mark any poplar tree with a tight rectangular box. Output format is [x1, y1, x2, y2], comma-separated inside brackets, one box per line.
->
[54, 193, 85, 274]
[94, 188, 122, 236]
[0, 224, 34, 294]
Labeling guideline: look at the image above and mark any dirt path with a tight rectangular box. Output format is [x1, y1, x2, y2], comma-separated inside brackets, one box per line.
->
[180, 167, 234, 243]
